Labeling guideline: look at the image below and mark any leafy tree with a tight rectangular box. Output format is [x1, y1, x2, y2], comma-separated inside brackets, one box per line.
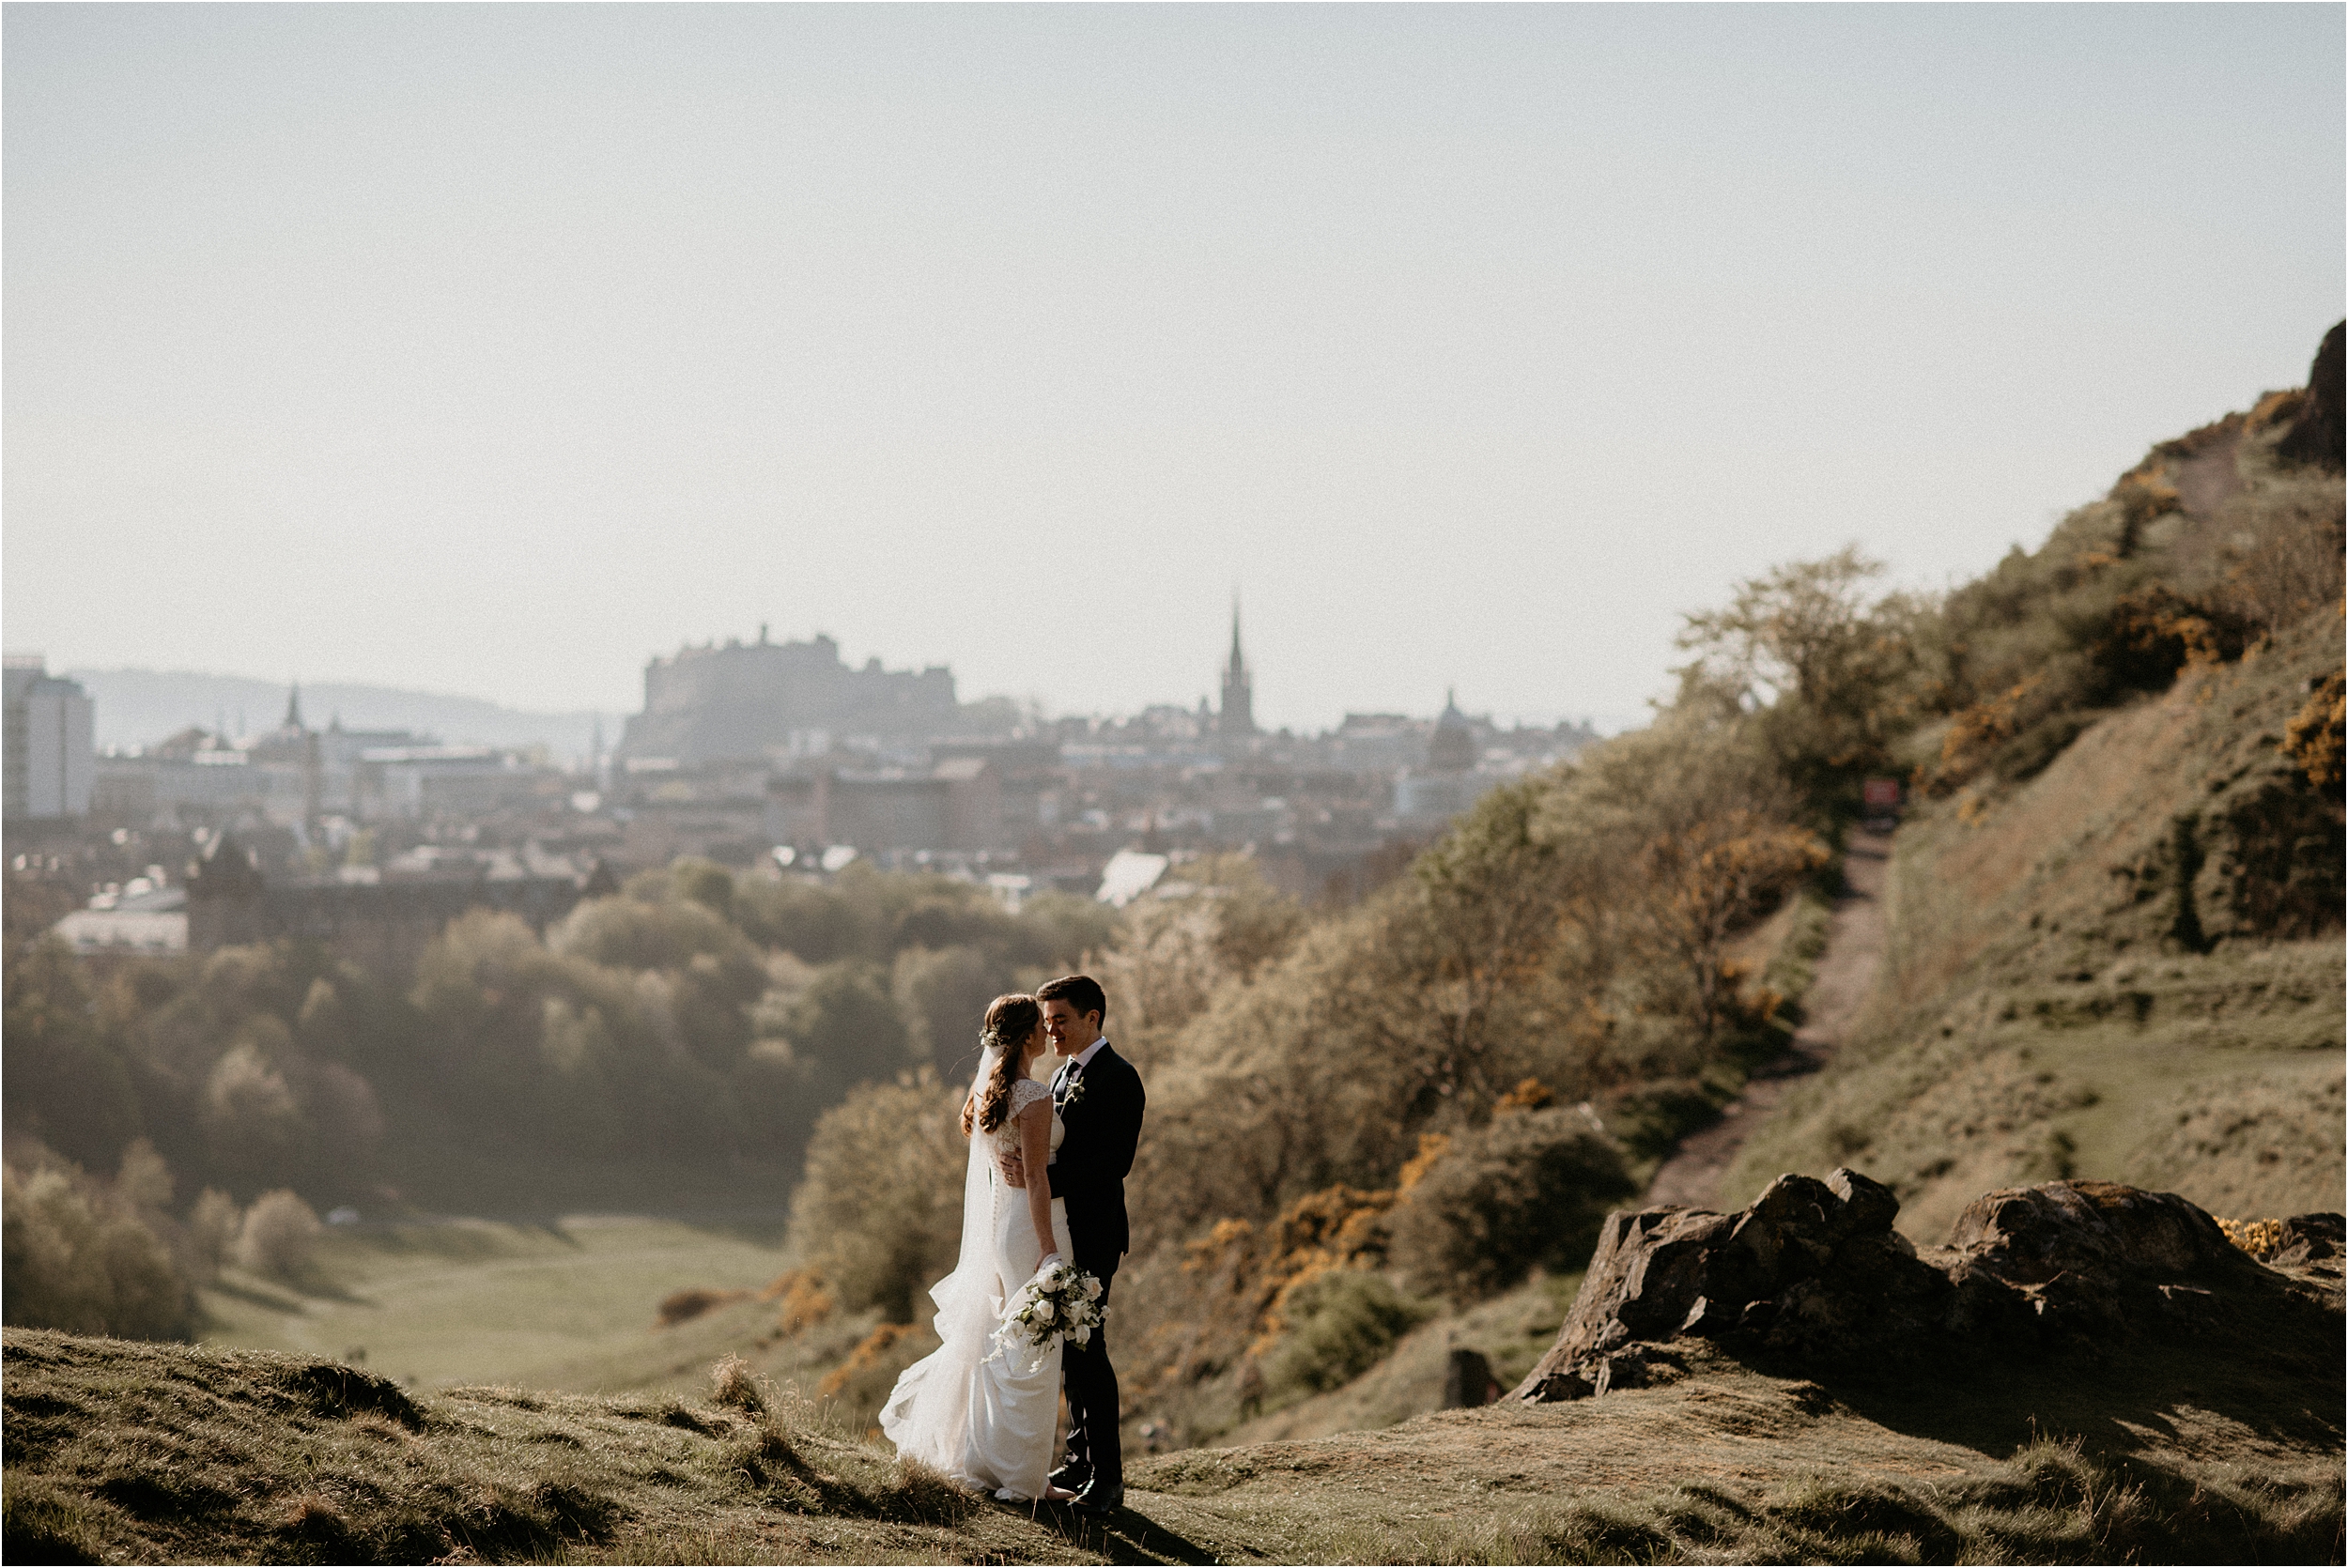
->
[891, 944, 1013, 1069]
[2, 1152, 193, 1340]
[1674, 546, 1930, 814]
[781, 961, 916, 1103]
[2, 939, 145, 1169]
[1098, 855, 1305, 1062]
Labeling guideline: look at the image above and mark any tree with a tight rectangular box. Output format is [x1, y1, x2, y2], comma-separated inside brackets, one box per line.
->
[2, 1157, 193, 1340]
[1674, 546, 1929, 810]
[783, 961, 916, 1102]
[1, 938, 145, 1168]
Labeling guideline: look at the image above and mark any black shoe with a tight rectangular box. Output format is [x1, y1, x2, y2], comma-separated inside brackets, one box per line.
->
[1047, 1463, 1091, 1493]
[1070, 1482, 1123, 1515]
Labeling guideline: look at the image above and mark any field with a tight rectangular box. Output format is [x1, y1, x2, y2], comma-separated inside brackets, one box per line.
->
[196, 1215, 796, 1395]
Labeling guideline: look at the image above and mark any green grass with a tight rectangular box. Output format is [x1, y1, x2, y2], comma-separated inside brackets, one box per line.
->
[1216, 1270, 1583, 1447]
[198, 1214, 796, 1393]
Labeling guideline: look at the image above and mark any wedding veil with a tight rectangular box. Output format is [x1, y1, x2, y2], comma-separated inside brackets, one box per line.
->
[931, 1047, 1003, 1348]
[877, 1045, 1001, 1469]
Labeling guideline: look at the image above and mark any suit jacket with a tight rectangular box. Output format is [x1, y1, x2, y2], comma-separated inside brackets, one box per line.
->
[1047, 1042, 1146, 1266]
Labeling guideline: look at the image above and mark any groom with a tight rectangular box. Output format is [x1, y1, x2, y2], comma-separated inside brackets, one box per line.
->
[1028, 974, 1145, 1514]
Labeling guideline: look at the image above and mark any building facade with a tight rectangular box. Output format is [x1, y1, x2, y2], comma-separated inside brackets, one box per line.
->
[4, 656, 95, 820]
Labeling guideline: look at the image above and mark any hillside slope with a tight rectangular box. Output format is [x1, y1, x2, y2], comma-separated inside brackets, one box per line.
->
[7, 1273, 2340, 1568]
[1724, 611, 2344, 1239]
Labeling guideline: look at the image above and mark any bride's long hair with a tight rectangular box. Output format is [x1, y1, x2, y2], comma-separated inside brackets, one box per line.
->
[961, 992, 1043, 1136]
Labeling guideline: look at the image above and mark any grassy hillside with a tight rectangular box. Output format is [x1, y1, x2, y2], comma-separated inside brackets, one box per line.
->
[196, 1216, 795, 1392]
[7, 1314, 2338, 1565]
[1725, 610, 2345, 1239]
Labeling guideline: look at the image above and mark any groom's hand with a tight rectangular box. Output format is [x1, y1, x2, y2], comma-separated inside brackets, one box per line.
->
[997, 1148, 1026, 1189]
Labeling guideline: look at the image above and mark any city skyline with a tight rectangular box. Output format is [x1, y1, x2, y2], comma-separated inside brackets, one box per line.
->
[8, 7, 2341, 730]
[57, 601, 1610, 761]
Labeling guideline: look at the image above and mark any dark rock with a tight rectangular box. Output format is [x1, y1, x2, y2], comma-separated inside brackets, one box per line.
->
[1519, 1371, 1593, 1402]
[1827, 1168, 1901, 1237]
[1942, 1179, 2242, 1284]
[1677, 1295, 1734, 1337]
[1515, 1172, 1938, 1399]
[2278, 321, 2344, 472]
[2267, 1214, 2344, 1268]
[1591, 1354, 1646, 1395]
[1509, 1171, 2346, 1404]
[1440, 1348, 1497, 1409]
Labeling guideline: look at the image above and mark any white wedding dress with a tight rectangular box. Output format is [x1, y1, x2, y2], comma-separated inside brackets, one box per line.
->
[879, 1054, 1074, 1500]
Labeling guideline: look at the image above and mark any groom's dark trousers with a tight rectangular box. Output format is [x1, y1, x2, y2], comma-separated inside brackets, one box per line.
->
[1048, 1043, 1146, 1498]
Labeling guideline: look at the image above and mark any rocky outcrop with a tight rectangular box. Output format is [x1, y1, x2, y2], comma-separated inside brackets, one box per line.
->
[2278, 320, 2345, 472]
[1512, 1171, 2341, 1403]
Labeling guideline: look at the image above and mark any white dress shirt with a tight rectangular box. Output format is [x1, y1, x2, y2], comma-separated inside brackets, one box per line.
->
[1039, 1038, 1110, 1269]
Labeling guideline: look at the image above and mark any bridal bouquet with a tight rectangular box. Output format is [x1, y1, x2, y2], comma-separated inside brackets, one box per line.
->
[988, 1260, 1105, 1368]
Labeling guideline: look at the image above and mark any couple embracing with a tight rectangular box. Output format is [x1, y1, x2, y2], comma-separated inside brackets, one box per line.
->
[879, 975, 1146, 1513]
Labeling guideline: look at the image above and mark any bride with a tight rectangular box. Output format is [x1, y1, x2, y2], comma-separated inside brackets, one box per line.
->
[879, 993, 1077, 1501]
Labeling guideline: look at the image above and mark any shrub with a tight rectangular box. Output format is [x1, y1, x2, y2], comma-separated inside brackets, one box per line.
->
[2285, 669, 2344, 794]
[815, 1320, 939, 1429]
[236, 1189, 323, 1280]
[1386, 1107, 1636, 1302]
[1260, 1269, 1433, 1397]
[2, 1159, 193, 1339]
[786, 1074, 967, 1323]
[188, 1189, 242, 1278]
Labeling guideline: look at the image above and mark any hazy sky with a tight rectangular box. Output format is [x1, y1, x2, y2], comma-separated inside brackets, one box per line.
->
[7, 5, 2341, 732]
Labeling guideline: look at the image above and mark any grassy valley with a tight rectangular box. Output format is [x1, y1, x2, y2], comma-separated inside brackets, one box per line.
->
[194, 1216, 796, 1394]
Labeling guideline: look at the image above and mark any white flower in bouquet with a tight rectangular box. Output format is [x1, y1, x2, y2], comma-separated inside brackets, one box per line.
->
[985, 1260, 1108, 1370]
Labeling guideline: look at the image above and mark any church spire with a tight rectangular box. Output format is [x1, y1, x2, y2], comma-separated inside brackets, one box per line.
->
[1217, 592, 1256, 741]
[284, 680, 304, 733]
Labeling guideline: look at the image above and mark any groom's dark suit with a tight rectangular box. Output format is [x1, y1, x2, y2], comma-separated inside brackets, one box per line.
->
[1048, 1042, 1145, 1501]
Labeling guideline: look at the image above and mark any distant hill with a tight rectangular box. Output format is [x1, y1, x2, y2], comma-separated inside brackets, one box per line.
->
[66, 669, 605, 761]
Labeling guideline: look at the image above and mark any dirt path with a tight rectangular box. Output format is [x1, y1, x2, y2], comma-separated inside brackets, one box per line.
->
[2171, 427, 2245, 522]
[1644, 828, 1892, 1210]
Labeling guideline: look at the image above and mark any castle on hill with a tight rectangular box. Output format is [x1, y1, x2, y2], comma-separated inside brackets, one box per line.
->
[616, 626, 959, 765]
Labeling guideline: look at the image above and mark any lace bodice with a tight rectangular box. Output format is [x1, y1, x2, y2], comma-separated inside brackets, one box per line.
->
[989, 1079, 1061, 1153]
